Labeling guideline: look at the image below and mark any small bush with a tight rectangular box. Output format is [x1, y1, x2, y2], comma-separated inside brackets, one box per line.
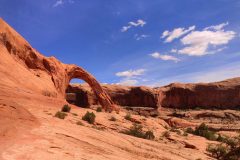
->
[206, 134, 240, 160]
[82, 111, 96, 124]
[61, 104, 71, 112]
[96, 107, 102, 112]
[194, 123, 217, 141]
[186, 127, 194, 134]
[125, 113, 132, 121]
[207, 144, 228, 159]
[145, 131, 155, 140]
[109, 116, 117, 121]
[55, 111, 67, 119]
[162, 131, 171, 138]
[187, 123, 217, 141]
[125, 124, 145, 138]
[124, 124, 155, 140]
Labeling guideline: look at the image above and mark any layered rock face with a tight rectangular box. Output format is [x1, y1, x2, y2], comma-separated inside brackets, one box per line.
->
[159, 78, 240, 109]
[66, 84, 160, 108]
[0, 18, 118, 112]
[67, 77, 240, 110]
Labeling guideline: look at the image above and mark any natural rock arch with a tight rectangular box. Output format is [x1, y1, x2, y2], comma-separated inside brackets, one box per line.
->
[65, 65, 119, 112]
[0, 18, 118, 112]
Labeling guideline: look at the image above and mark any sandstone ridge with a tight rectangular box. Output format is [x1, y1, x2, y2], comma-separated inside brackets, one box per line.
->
[0, 18, 117, 112]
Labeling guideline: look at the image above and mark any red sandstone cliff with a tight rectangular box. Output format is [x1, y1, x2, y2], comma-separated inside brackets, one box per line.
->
[66, 84, 160, 108]
[67, 77, 240, 110]
[159, 77, 240, 109]
[0, 18, 117, 112]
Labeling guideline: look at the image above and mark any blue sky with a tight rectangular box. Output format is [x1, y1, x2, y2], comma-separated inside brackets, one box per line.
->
[1, 0, 240, 86]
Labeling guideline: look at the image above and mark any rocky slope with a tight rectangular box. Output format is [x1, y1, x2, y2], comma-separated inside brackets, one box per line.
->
[0, 18, 117, 112]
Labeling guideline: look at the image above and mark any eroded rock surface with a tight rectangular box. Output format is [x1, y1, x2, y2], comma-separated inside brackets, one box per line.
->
[66, 84, 160, 108]
[0, 18, 117, 112]
[159, 78, 240, 109]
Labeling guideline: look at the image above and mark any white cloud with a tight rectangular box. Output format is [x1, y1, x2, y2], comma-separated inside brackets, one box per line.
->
[204, 22, 229, 31]
[161, 26, 195, 43]
[53, 0, 74, 7]
[116, 69, 146, 77]
[171, 49, 177, 53]
[121, 19, 146, 32]
[134, 34, 149, 40]
[178, 23, 235, 56]
[150, 52, 180, 62]
[53, 0, 64, 7]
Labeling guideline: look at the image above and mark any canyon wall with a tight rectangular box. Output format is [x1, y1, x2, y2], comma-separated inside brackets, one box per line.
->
[159, 78, 240, 109]
[67, 77, 240, 109]
[66, 84, 160, 108]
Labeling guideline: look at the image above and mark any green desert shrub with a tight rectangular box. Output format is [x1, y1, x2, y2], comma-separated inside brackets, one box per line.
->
[194, 123, 217, 141]
[186, 127, 194, 134]
[124, 124, 155, 140]
[61, 104, 71, 112]
[187, 123, 217, 141]
[207, 144, 228, 159]
[82, 111, 96, 124]
[96, 107, 102, 112]
[206, 135, 240, 160]
[55, 111, 67, 119]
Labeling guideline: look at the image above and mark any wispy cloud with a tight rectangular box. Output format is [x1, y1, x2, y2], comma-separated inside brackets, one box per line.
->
[53, 0, 74, 8]
[150, 52, 180, 62]
[116, 69, 146, 77]
[150, 62, 240, 87]
[53, 0, 64, 7]
[115, 69, 146, 86]
[121, 19, 146, 32]
[177, 22, 235, 56]
[204, 22, 229, 31]
[134, 34, 149, 40]
[161, 26, 195, 43]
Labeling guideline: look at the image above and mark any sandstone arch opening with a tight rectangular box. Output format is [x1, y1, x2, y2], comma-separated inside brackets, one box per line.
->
[64, 66, 118, 112]
[66, 78, 94, 108]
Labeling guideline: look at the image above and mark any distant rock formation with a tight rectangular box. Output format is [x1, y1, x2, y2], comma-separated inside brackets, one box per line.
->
[67, 77, 240, 110]
[0, 18, 118, 112]
[159, 78, 240, 109]
[66, 84, 160, 108]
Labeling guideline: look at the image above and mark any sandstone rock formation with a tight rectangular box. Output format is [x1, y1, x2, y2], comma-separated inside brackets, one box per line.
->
[67, 77, 240, 110]
[159, 78, 240, 109]
[66, 84, 160, 108]
[0, 18, 118, 112]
